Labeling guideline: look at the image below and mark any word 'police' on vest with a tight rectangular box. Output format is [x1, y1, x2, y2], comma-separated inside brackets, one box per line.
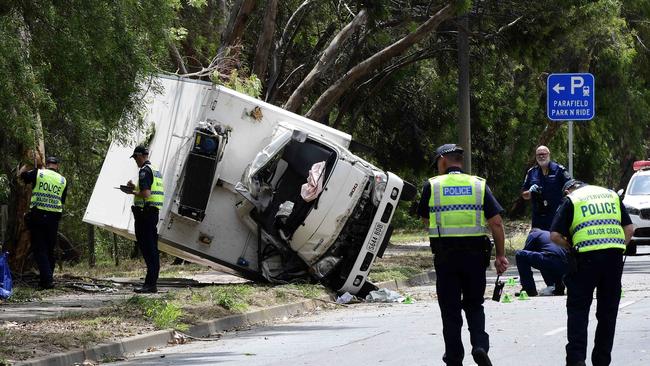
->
[38, 180, 63, 195]
[443, 186, 473, 196]
[580, 201, 617, 217]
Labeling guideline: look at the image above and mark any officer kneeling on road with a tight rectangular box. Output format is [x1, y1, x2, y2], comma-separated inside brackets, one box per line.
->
[550, 179, 634, 366]
[514, 228, 568, 297]
[417, 144, 508, 366]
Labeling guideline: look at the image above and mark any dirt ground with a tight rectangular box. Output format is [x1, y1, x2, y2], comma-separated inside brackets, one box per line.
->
[0, 282, 327, 363]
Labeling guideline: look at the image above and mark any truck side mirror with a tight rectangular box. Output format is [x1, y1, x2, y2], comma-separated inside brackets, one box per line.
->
[617, 188, 624, 198]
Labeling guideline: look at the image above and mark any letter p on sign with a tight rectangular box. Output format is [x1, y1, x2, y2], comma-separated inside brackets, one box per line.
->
[571, 76, 584, 95]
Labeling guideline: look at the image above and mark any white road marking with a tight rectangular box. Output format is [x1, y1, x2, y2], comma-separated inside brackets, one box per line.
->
[619, 300, 636, 309]
[544, 327, 566, 336]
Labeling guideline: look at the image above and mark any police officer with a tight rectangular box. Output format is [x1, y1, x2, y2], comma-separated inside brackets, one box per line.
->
[522, 146, 572, 230]
[19, 156, 67, 289]
[515, 229, 568, 297]
[550, 179, 634, 366]
[122, 146, 164, 293]
[418, 144, 509, 366]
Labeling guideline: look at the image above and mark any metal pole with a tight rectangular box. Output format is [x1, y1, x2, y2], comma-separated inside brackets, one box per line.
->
[458, 16, 471, 173]
[568, 121, 574, 177]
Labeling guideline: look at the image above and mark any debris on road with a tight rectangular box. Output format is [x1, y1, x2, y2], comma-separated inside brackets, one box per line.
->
[365, 288, 406, 303]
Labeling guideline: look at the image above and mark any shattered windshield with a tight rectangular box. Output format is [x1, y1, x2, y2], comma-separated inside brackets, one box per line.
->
[245, 129, 293, 186]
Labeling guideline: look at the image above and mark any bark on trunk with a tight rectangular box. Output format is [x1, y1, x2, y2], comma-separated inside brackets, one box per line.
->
[253, 0, 279, 81]
[8, 7, 46, 273]
[220, 0, 243, 49]
[305, 3, 457, 122]
[215, 0, 228, 35]
[169, 43, 188, 74]
[221, 0, 257, 48]
[113, 232, 120, 267]
[265, 0, 315, 102]
[87, 224, 95, 267]
[284, 9, 368, 113]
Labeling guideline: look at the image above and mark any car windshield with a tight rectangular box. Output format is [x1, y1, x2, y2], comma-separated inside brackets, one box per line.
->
[628, 175, 650, 195]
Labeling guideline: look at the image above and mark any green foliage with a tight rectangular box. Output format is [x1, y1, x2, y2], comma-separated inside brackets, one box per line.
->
[127, 295, 188, 331]
[5, 286, 42, 303]
[209, 285, 254, 312]
[213, 69, 262, 98]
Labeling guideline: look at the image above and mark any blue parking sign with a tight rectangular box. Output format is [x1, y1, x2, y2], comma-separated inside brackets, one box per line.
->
[547, 73, 595, 121]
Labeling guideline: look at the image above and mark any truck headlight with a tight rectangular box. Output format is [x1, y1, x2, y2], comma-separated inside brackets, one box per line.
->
[314, 256, 340, 278]
[372, 172, 388, 206]
[626, 206, 640, 215]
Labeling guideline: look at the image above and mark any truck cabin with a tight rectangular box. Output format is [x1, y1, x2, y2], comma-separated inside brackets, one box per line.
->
[250, 137, 337, 242]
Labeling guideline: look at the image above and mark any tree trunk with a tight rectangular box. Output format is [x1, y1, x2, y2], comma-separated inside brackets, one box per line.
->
[87, 224, 95, 267]
[113, 232, 120, 267]
[7, 6, 46, 273]
[215, 0, 228, 35]
[265, 0, 315, 102]
[220, 0, 243, 50]
[221, 0, 257, 48]
[253, 0, 279, 81]
[169, 43, 188, 74]
[305, 3, 457, 122]
[284, 9, 369, 113]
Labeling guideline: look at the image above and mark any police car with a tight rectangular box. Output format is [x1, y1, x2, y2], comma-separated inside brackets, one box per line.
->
[621, 160, 650, 254]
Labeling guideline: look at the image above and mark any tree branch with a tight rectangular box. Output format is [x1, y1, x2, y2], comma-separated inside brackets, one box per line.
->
[305, 3, 458, 122]
[284, 8, 368, 112]
[265, 0, 316, 102]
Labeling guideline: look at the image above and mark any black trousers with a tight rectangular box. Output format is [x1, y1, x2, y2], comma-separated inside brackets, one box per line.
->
[133, 206, 160, 287]
[435, 250, 489, 366]
[565, 249, 624, 366]
[28, 210, 60, 286]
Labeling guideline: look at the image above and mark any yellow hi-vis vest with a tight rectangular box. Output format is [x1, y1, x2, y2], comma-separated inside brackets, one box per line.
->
[568, 185, 626, 252]
[428, 173, 487, 237]
[30, 169, 67, 212]
[133, 164, 164, 209]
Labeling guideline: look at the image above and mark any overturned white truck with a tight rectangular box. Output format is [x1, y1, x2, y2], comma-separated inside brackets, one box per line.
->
[83, 75, 416, 296]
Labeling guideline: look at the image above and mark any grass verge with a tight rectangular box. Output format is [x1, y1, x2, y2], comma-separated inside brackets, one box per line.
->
[0, 282, 327, 363]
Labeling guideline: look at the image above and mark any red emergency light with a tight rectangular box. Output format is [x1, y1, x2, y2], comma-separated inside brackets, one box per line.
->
[633, 160, 650, 171]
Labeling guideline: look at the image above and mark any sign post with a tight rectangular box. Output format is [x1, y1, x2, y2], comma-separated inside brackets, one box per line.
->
[547, 73, 595, 177]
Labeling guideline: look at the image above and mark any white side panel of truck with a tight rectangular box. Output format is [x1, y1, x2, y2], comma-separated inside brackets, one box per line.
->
[83, 76, 211, 238]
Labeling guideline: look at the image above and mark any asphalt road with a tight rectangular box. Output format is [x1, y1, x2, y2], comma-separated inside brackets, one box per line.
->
[110, 253, 650, 366]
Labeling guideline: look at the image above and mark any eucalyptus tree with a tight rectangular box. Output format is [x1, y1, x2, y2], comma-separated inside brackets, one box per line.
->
[0, 1, 175, 269]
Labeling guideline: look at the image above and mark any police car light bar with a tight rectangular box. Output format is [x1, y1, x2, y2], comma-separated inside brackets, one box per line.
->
[633, 160, 650, 171]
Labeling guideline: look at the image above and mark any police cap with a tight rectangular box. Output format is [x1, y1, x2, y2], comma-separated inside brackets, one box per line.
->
[562, 179, 584, 194]
[434, 144, 464, 162]
[45, 156, 59, 164]
[130, 145, 149, 158]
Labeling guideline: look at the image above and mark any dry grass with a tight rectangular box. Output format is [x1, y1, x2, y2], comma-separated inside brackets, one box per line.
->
[0, 282, 327, 362]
